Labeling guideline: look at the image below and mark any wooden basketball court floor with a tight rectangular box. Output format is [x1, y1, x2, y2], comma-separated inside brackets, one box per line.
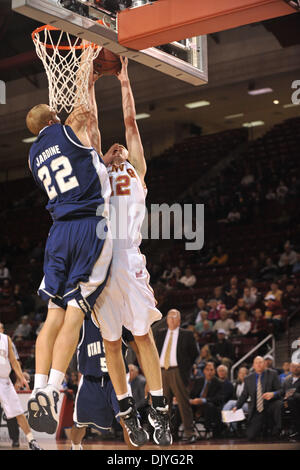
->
[1, 437, 299, 450]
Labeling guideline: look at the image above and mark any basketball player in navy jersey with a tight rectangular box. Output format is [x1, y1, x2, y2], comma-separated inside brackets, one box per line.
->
[25, 48, 114, 435]
[94, 57, 172, 446]
[70, 314, 137, 450]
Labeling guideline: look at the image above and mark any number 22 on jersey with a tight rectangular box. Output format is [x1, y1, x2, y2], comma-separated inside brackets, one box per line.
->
[38, 155, 79, 199]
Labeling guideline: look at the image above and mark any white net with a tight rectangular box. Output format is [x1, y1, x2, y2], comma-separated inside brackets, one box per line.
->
[32, 26, 100, 114]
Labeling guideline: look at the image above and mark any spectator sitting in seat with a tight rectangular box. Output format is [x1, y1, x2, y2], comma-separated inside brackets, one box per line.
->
[249, 308, 269, 341]
[207, 246, 228, 266]
[12, 315, 32, 342]
[278, 241, 298, 268]
[189, 361, 223, 438]
[229, 297, 247, 320]
[160, 263, 180, 284]
[216, 365, 234, 404]
[263, 295, 285, 338]
[279, 361, 300, 442]
[266, 282, 283, 302]
[198, 320, 215, 341]
[193, 298, 208, 324]
[243, 287, 257, 310]
[213, 308, 235, 337]
[195, 310, 213, 333]
[244, 278, 258, 295]
[178, 267, 197, 289]
[282, 282, 300, 316]
[222, 366, 249, 433]
[259, 257, 279, 281]
[207, 300, 224, 323]
[224, 286, 239, 310]
[195, 345, 217, 375]
[210, 286, 225, 304]
[235, 311, 252, 337]
[211, 330, 235, 370]
[279, 362, 292, 384]
[264, 355, 279, 375]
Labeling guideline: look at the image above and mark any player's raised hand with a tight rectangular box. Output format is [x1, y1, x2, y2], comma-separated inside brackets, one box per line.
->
[117, 56, 129, 81]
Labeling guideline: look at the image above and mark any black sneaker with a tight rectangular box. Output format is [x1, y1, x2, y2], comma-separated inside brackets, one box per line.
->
[117, 398, 149, 447]
[148, 403, 173, 446]
[36, 385, 60, 435]
[12, 440, 19, 448]
[28, 439, 43, 450]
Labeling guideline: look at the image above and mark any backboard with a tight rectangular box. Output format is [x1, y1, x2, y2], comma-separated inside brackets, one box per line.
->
[11, 0, 208, 86]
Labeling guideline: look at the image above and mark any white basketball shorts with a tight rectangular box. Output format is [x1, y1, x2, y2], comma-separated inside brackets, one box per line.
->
[0, 377, 24, 419]
[94, 247, 162, 341]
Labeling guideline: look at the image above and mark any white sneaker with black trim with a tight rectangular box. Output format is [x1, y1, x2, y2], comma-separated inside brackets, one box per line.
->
[36, 385, 60, 434]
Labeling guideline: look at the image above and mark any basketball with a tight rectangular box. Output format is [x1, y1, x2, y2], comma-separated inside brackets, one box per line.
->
[93, 48, 122, 76]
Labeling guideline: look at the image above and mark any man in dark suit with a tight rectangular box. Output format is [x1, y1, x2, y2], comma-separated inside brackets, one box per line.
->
[280, 361, 300, 442]
[233, 355, 282, 440]
[153, 309, 198, 442]
[189, 361, 224, 437]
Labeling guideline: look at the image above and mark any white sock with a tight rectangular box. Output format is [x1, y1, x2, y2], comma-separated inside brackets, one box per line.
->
[150, 389, 163, 396]
[116, 392, 130, 401]
[33, 374, 48, 390]
[71, 442, 82, 450]
[48, 369, 65, 390]
[26, 432, 34, 443]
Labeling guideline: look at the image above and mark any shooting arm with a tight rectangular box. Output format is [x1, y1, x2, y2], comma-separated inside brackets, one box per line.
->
[66, 43, 101, 152]
[118, 57, 147, 182]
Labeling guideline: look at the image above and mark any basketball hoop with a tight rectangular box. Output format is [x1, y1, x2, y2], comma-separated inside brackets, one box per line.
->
[32, 25, 101, 114]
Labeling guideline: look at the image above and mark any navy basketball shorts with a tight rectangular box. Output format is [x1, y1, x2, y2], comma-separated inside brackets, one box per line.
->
[73, 375, 119, 431]
[38, 216, 112, 316]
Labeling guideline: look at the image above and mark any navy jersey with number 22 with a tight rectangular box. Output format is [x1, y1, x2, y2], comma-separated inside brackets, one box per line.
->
[29, 123, 110, 221]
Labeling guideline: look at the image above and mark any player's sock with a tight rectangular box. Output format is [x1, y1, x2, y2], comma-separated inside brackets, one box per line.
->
[150, 390, 167, 409]
[117, 395, 133, 413]
[48, 369, 65, 390]
[33, 374, 48, 391]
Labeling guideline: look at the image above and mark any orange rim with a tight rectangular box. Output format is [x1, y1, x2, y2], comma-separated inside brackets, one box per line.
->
[32, 24, 99, 50]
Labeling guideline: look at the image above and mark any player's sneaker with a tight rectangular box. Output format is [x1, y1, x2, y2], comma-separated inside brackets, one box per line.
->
[117, 398, 149, 447]
[28, 390, 44, 432]
[28, 439, 43, 450]
[36, 385, 60, 435]
[148, 400, 173, 446]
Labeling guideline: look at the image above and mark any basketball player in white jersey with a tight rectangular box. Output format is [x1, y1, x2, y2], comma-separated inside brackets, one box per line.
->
[0, 324, 42, 450]
[94, 57, 172, 447]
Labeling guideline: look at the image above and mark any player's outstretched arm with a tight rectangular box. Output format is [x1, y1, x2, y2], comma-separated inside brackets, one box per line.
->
[7, 337, 30, 390]
[117, 57, 147, 183]
[66, 42, 102, 153]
